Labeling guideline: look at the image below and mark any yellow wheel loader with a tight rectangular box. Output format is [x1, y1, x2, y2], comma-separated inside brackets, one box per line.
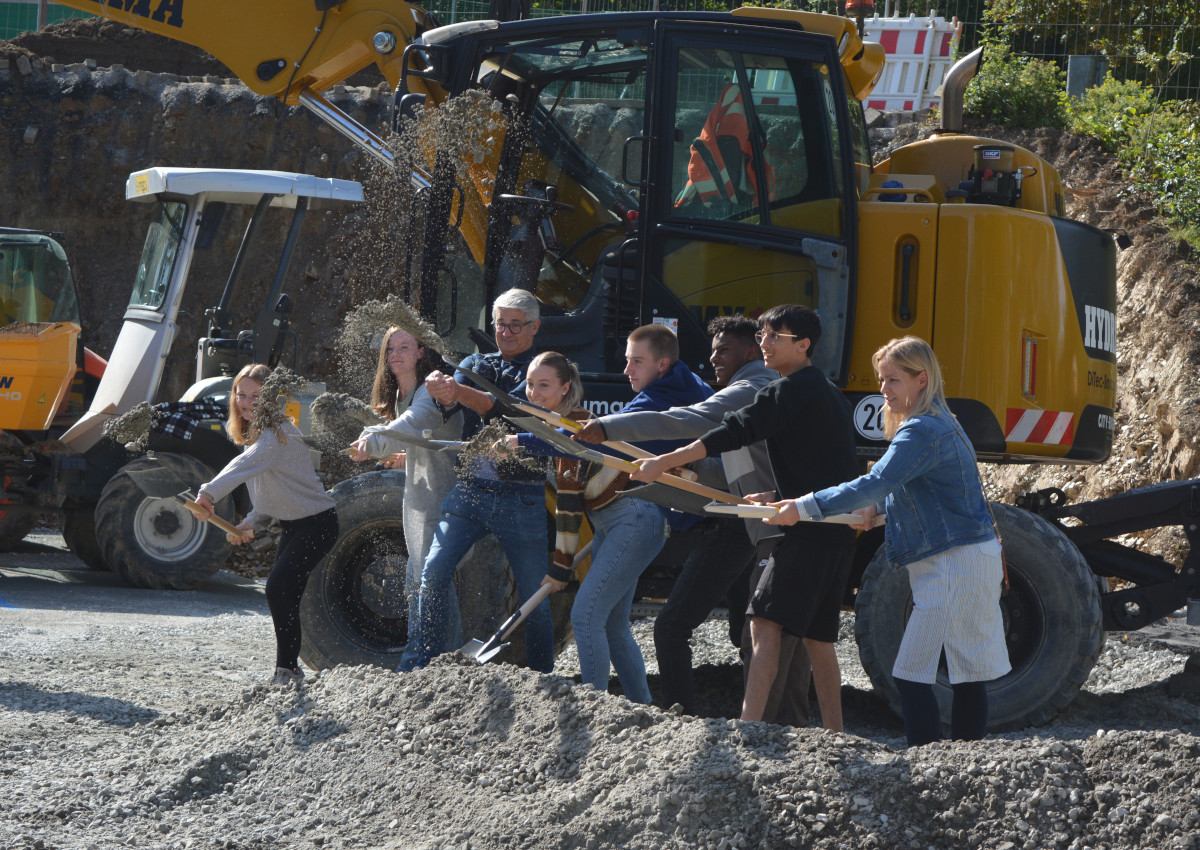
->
[42, 2, 1199, 730]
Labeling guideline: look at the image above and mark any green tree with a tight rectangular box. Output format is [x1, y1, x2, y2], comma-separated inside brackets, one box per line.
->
[982, 0, 1199, 94]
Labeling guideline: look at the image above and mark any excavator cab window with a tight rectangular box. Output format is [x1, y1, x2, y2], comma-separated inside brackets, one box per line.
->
[129, 200, 187, 311]
[668, 48, 841, 237]
[0, 232, 81, 327]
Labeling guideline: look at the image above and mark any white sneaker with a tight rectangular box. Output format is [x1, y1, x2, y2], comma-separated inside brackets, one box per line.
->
[270, 667, 303, 687]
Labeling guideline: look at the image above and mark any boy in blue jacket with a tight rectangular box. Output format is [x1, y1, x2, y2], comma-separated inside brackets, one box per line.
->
[533, 323, 711, 702]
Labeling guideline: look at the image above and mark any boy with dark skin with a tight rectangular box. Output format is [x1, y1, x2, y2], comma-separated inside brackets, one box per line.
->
[630, 305, 859, 729]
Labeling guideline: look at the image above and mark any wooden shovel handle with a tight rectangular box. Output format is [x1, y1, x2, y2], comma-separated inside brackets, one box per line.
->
[511, 400, 742, 505]
[180, 499, 242, 536]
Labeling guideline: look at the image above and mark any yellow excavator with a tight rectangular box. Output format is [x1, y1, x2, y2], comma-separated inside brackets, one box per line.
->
[33, 2, 1192, 734]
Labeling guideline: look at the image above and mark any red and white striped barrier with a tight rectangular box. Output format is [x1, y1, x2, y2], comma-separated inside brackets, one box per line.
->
[862, 14, 961, 112]
[1005, 408, 1076, 446]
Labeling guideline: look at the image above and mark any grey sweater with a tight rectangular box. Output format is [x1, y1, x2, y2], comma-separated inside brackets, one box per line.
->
[598, 359, 780, 544]
[199, 421, 334, 530]
[357, 384, 463, 574]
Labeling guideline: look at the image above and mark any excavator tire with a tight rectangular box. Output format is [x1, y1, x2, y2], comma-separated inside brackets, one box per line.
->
[94, 453, 235, 590]
[0, 434, 37, 550]
[299, 470, 573, 671]
[854, 502, 1102, 731]
[61, 507, 106, 570]
[0, 503, 37, 551]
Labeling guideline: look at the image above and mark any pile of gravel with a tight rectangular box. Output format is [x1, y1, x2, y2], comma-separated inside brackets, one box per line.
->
[2, 589, 1198, 850]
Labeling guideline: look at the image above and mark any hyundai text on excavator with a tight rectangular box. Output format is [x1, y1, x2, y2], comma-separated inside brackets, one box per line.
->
[45, 0, 1199, 729]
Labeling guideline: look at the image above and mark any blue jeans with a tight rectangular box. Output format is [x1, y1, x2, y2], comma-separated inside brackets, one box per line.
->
[398, 480, 554, 673]
[572, 496, 667, 704]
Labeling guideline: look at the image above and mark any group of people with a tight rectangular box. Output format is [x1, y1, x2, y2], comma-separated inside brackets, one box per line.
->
[193, 287, 1010, 748]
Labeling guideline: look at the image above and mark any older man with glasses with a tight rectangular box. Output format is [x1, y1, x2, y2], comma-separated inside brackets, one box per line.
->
[397, 288, 557, 674]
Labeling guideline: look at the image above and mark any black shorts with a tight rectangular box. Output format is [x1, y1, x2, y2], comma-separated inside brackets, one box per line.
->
[747, 527, 855, 643]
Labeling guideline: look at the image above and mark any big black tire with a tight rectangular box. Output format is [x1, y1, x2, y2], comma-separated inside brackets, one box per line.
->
[94, 454, 235, 590]
[854, 502, 1103, 731]
[299, 470, 573, 671]
[61, 508, 106, 570]
[0, 432, 37, 550]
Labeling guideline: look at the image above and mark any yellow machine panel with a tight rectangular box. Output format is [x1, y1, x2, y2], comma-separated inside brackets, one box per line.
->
[934, 205, 1114, 461]
[0, 321, 80, 431]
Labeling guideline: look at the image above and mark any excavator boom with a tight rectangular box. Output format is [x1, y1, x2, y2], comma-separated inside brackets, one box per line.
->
[55, 1, 433, 102]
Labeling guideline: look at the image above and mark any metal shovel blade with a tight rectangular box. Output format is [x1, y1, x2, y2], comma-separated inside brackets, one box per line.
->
[461, 637, 509, 664]
[124, 462, 241, 535]
[124, 463, 191, 499]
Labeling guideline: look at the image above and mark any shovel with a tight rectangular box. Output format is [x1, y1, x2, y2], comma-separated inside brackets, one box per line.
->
[461, 540, 592, 663]
[124, 463, 243, 536]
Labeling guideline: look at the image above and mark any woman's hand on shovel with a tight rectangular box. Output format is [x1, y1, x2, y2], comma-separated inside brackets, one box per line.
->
[192, 494, 215, 521]
[540, 574, 567, 594]
[226, 524, 255, 546]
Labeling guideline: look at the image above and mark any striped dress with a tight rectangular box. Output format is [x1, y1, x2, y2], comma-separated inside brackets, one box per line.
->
[893, 537, 1010, 684]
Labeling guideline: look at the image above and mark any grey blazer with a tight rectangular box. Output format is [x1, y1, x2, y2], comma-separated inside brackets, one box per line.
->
[598, 359, 781, 544]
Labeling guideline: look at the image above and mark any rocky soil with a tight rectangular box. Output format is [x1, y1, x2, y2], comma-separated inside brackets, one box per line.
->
[2, 537, 1199, 850]
[3, 18, 1200, 850]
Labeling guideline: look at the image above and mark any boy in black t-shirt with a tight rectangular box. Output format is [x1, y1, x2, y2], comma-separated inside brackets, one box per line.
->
[631, 305, 859, 730]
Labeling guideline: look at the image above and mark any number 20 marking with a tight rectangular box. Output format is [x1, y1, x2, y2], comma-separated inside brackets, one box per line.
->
[853, 395, 887, 441]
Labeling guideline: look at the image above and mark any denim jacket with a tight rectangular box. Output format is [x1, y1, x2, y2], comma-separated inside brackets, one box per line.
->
[796, 404, 995, 566]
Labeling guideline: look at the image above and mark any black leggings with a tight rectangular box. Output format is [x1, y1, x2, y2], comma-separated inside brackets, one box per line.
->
[266, 508, 339, 671]
[893, 677, 989, 747]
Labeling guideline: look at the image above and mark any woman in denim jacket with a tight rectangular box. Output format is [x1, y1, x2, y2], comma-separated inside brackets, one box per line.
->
[766, 336, 1009, 746]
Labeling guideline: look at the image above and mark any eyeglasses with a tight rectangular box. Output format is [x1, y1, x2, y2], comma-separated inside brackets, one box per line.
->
[754, 331, 799, 345]
[491, 320, 532, 334]
[234, 393, 262, 403]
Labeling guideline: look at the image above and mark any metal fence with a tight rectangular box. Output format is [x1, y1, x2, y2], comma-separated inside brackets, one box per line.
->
[0, 0, 87, 40]
[423, 0, 1200, 101]
[7, 1, 1199, 101]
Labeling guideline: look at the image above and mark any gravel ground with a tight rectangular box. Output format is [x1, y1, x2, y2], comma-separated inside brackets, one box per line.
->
[3, 531, 1200, 850]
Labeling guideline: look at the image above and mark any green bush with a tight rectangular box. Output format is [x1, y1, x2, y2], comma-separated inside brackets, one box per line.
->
[1066, 75, 1200, 228]
[1066, 74, 1157, 152]
[964, 44, 1068, 129]
[1127, 103, 1200, 225]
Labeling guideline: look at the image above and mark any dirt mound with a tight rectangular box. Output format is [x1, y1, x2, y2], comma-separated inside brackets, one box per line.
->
[3, 17, 229, 77]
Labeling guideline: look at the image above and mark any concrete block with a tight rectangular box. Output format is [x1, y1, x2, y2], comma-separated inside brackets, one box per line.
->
[1067, 55, 1108, 99]
[24, 126, 38, 144]
[85, 58, 98, 71]
[16, 54, 32, 76]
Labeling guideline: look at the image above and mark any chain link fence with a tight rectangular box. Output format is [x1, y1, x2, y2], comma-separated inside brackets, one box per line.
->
[6, 1, 1197, 101]
[0, 0, 87, 40]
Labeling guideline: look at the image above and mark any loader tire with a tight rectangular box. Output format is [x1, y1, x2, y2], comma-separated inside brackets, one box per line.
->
[855, 502, 1102, 731]
[95, 454, 234, 590]
[62, 508, 106, 570]
[299, 470, 573, 671]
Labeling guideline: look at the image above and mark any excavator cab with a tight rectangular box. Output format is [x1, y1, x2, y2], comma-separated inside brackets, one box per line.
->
[409, 14, 863, 412]
[0, 228, 83, 432]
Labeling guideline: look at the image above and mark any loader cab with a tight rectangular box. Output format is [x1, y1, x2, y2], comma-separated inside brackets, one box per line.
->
[60, 168, 364, 453]
[410, 12, 867, 412]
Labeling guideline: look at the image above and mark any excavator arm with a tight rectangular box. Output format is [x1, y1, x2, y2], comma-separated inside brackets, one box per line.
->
[54, 1, 434, 103]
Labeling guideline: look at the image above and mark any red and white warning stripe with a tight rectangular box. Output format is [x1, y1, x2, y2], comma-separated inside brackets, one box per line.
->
[1005, 409, 1075, 445]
